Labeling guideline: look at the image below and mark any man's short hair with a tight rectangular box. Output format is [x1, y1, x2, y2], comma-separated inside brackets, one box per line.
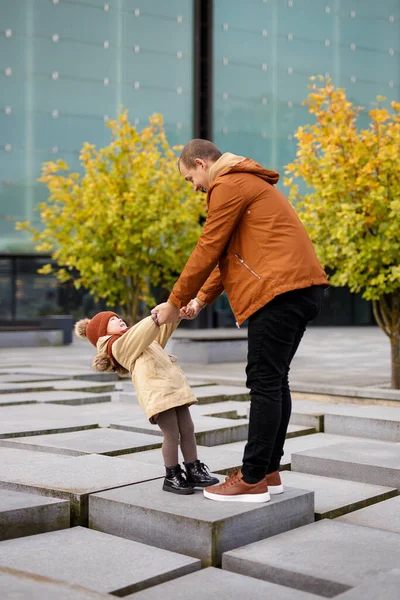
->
[179, 139, 222, 169]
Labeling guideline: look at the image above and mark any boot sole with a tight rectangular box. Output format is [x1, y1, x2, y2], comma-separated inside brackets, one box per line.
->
[163, 484, 194, 495]
[203, 490, 271, 503]
[268, 484, 284, 495]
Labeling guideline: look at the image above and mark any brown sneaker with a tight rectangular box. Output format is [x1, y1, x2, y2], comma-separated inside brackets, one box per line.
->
[203, 470, 270, 503]
[266, 470, 284, 495]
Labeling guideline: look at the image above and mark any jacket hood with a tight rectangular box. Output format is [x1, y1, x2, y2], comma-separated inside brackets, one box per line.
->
[209, 152, 280, 187]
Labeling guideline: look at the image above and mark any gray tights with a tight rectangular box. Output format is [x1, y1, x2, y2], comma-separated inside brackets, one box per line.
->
[156, 406, 198, 468]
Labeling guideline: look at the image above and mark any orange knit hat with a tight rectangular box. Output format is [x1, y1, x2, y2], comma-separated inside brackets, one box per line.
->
[77, 311, 119, 347]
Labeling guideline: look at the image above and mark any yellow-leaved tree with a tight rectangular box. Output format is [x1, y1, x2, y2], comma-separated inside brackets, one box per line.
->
[16, 112, 204, 322]
[285, 78, 400, 388]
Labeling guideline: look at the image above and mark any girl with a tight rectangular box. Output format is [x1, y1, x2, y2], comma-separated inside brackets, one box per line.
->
[75, 310, 218, 495]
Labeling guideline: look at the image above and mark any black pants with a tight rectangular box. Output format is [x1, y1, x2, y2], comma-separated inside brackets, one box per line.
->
[241, 285, 324, 484]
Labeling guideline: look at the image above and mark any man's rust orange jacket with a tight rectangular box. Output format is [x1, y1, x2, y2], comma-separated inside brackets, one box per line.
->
[169, 153, 329, 326]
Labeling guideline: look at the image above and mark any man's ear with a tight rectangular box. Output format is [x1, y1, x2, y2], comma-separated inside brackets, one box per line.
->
[194, 158, 207, 170]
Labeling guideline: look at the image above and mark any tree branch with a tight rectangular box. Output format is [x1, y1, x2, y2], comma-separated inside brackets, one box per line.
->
[372, 300, 391, 338]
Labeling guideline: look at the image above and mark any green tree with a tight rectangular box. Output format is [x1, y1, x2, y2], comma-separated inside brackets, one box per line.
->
[16, 112, 204, 322]
[285, 78, 400, 388]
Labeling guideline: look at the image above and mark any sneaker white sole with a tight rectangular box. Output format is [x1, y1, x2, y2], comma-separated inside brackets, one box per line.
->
[268, 484, 284, 495]
[203, 489, 271, 503]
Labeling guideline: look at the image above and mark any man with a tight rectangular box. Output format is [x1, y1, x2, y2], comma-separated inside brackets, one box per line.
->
[152, 139, 328, 503]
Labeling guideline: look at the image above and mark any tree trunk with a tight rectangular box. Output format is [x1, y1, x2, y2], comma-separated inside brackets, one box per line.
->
[391, 333, 400, 389]
[372, 290, 400, 389]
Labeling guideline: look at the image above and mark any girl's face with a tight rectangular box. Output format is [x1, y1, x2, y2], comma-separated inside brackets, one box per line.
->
[107, 316, 128, 335]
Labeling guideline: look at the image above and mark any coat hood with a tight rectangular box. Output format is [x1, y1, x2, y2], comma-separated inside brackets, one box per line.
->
[209, 153, 280, 189]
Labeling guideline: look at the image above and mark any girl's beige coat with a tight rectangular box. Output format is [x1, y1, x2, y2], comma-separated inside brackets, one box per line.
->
[97, 317, 197, 422]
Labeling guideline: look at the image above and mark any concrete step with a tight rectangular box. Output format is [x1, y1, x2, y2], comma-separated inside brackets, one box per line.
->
[0, 390, 112, 406]
[292, 400, 400, 442]
[111, 415, 250, 446]
[0, 403, 100, 438]
[279, 433, 373, 469]
[119, 444, 244, 475]
[127, 566, 322, 600]
[291, 439, 400, 489]
[337, 495, 400, 533]
[334, 569, 400, 600]
[89, 479, 314, 567]
[280, 471, 397, 520]
[222, 520, 400, 598]
[0, 428, 163, 457]
[0, 489, 70, 541]
[118, 379, 217, 393]
[0, 566, 111, 600]
[194, 386, 249, 404]
[50, 380, 117, 393]
[0, 527, 200, 596]
[0, 453, 163, 525]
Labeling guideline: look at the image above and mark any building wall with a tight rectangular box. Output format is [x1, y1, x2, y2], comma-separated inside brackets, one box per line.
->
[213, 0, 400, 176]
[0, 0, 193, 252]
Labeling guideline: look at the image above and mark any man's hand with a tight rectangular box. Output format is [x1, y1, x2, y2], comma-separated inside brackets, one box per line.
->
[151, 302, 180, 326]
[181, 298, 204, 320]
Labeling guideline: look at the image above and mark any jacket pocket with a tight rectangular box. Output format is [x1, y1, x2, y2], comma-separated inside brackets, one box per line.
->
[234, 253, 261, 280]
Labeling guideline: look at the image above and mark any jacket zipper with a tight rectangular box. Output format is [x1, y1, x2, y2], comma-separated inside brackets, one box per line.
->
[234, 254, 261, 280]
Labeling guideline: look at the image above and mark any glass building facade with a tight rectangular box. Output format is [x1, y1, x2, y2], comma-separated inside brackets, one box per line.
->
[1, 0, 398, 325]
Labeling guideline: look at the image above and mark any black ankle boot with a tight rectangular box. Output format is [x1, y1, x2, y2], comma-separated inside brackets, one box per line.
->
[184, 460, 220, 488]
[163, 464, 194, 495]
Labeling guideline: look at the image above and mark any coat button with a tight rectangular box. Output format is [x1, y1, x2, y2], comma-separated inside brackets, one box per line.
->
[247, 210, 251, 214]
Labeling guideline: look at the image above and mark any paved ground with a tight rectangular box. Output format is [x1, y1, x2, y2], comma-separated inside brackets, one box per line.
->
[1, 326, 391, 389]
[1, 326, 400, 598]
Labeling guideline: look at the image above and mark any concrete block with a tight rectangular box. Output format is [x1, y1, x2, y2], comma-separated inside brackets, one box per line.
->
[0, 489, 70, 541]
[290, 411, 324, 432]
[324, 413, 400, 442]
[194, 385, 250, 404]
[280, 471, 397, 519]
[291, 440, 400, 489]
[337, 495, 400, 533]
[191, 400, 249, 418]
[166, 337, 247, 363]
[0, 566, 111, 600]
[291, 400, 400, 441]
[280, 433, 371, 469]
[119, 444, 244, 475]
[111, 415, 249, 446]
[0, 390, 112, 407]
[127, 566, 322, 600]
[50, 380, 117, 393]
[0, 453, 163, 525]
[222, 520, 400, 598]
[89, 479, 314, 567]
[0, 447, 71, 469]
[118, 379, 216, 393]
[0, 373, 65, 383]
[334, 569, 400, 600]
[0, 527, 200, 596]
[0, 428, 162, 457]
[0, 403, 100, 438]
[0, 381, 55, 394]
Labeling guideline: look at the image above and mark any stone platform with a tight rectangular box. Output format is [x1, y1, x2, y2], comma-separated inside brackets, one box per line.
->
[291, 439, 400, 489]
[111, 415, 250, 446]
[0, 566, 111, 600]
[280, 471, 397, 519]
[128, 566, 322, 600]
[222, 520, 400, 597]
[0, 428, 162, 457]
[337, 495, 400, 533]
[0, 489, 70, 541]
[0, 453, 163, 525]
[89, 479, 314, 567]
[0, 527, 200, 596]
